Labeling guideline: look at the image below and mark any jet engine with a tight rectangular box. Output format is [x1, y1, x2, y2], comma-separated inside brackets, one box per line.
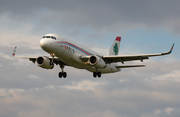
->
[36, 56, 54, 69]
[89, 55, 106, 68]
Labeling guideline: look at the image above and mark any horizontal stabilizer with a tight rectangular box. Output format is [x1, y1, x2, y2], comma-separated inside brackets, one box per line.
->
[116, 65, 145, 69]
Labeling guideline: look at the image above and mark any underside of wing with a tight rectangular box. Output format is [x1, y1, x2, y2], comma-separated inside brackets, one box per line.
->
[116, 65, 145, 69]
[13, 55, 63, 65]
[103, 55, 149, 64]
[80, 56, 90, 62]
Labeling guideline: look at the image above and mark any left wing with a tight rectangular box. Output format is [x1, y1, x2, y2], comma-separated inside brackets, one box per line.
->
[102, 43, 174, 64]
[116, 65, 145, 69]
[80, 44, 174, 64]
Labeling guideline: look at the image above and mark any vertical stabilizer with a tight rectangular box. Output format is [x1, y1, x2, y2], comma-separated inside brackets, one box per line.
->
[108, 36, 121, 55]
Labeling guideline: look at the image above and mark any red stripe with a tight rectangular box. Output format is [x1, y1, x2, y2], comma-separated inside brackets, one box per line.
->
[115, 37, 121, 42]
[57, 41, 90, 55]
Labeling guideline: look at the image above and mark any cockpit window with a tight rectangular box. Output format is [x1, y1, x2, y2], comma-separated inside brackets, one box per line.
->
[42, 36, 57, 40]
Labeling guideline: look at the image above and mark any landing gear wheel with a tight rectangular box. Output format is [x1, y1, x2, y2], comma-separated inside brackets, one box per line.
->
[93, 72, 102, 78]
[93, 72, 97, 78]
[97, 72, 101, 78]
[63, 72, 67, 78]
[59, 72, 62, 78]
[58, 72, 67, 78]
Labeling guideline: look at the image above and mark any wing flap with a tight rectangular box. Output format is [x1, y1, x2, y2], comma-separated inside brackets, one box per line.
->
[116, 65, 145, 69]
[103, 55, 149, 63]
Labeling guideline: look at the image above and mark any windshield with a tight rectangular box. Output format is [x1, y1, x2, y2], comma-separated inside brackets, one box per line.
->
[42, 36, 57, 40]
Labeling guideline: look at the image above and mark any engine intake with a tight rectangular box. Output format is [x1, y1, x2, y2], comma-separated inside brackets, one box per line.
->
[36, 56, 54, 69]
[89, 55, 106, 68]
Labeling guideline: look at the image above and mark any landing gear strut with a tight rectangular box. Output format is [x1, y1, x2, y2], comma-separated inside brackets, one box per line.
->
[50, 53, 55, 65]
[58, 63, 67, 78]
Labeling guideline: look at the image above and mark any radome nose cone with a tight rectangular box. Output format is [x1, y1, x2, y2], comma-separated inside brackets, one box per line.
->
[39, 39, 53, 53]
[40, 39, 47, 49]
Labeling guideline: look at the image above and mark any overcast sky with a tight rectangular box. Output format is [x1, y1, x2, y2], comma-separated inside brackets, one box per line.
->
[0, 0, 180, 117]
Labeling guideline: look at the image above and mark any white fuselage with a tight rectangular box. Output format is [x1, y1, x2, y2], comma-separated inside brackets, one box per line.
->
[40, 34, 120, 73]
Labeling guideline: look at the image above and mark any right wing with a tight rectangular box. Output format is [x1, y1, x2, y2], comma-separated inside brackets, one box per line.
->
[12, 46, 37, 63]
[12, 46, 63, 65]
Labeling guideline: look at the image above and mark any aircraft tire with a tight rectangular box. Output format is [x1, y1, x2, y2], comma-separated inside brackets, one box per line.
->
[97, 72, 101, 78]
[93, 72, 97, 78]
[63, 72, 67, 78]
[59, 72, 62, 78]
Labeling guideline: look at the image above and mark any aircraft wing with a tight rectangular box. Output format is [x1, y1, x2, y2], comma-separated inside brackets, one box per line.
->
[12, 46, 63, 65]
[13, 56, 37, 63]
[80, 43, 174, 64]
[18, 56, 64, 66]
[102, 43, 174, 64]
[13, 55, 62, 65]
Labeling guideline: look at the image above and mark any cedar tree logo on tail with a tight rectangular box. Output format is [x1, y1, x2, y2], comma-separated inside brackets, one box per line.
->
[113, 43, 118, 55]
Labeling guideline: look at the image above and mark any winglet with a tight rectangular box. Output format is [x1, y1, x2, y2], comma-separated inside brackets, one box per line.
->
[161, 43, 175, 55]
[170, 43, 175, 53]
[12, 46, 17, 56]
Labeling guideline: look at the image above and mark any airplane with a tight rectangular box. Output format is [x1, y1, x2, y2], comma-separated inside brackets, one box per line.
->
[12, 33, 175, 78]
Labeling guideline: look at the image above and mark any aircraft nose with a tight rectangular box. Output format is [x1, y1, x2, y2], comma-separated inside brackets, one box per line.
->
[40, 39, 49, 49]
[40, 39, 46, 48]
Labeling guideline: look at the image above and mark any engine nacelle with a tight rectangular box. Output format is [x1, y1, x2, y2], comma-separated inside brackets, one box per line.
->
[36, 56, 54, 69]
[89, 55, 106, 68]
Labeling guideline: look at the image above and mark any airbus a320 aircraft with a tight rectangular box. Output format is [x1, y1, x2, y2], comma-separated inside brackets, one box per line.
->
[13, 33, 174, 78]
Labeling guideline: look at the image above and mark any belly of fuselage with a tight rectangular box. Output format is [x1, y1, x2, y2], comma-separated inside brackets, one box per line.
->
[52, 42, 120, 74]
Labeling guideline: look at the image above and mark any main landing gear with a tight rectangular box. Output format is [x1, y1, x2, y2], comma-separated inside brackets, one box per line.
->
[93, 68, 102, 78]
[93, 72, 101, 78]
[59, 72, 67, 78]
[58, 63, 67, 78]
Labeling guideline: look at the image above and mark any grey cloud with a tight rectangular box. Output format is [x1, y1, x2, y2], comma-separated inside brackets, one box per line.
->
[1, 0, 180, 35]
[0, 80, 180, 117]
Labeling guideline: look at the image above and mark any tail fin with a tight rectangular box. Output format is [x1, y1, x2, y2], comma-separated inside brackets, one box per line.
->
[108, 36, 121, 55]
